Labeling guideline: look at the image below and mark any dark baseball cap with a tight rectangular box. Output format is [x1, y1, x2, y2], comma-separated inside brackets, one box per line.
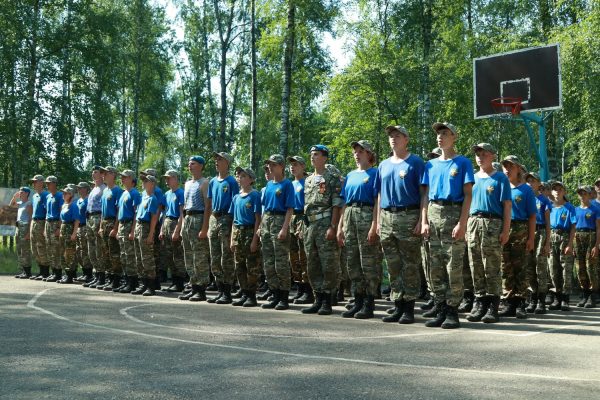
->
[472, 143, 497, 154]
[351, 140, 374, 153]
[287, 155, 306, 165]
[264, 154, 285, 165]
[235, 166, 257, 181]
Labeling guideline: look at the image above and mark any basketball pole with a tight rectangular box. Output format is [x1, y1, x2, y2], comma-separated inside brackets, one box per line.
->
[520, 111, 551, 181]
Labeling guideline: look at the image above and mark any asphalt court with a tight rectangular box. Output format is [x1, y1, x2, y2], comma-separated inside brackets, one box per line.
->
[1, 277, 598, 399]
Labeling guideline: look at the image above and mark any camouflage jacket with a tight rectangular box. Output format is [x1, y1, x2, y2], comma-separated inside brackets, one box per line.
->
[304, 168, 344, 216]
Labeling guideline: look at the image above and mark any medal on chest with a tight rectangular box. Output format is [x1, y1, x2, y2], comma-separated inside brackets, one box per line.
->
[450, 168, 458, 177]
[515, 195, 522, 203]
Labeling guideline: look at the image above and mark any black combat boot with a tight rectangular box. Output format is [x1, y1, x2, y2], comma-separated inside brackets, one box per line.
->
[179, 284, 198, 301]
[207, 282, 224, 303]
[189, 285, 207, 302]
[105, 274, 122, 291]
[422, 299, 442, 318]
[114, 275, 128, 292]
[561, 294, 570, 311]
[232, 286, 244, 299]
[548, 292, 562, 310]
[425, 302, 447, 328]
[257, 288, 272, 301]
[526, 293, 538, 313]
[97, 273, 113, 290]
[131, 278, 148, 295]
[420, 296, 435, 311]
[262, 289, 280, 309]
[294, 284, 314, 304]
[46, 269, 61, 282]
[355, 295, 375, 319]
[585, 291, 597, 308]
[399, 299, 416, 324]
[243, 291, 258, 307]
[545, 291, 555, 305]
[342, 293, 364, 318]
[441, 305, 460, 329]
[318, 292, 333, 315]
[466, 296, 489, 322]
[88, 272, 105, 288]
[499, 297, 517, 317]
[142, 278, 156, 296]
[119, 276, 138, 293]
[481, 296, 500, 323]
[84, 272, 98, 287]
[382, 300, 403, 323]
[302, 292, 323, 314]
[515, 298, 527, 319]
[216, 284, 233, 304]
[164, 276, 184, 292]
[232, 290, 248, 306]
[534, 293, 547, 314]
[457, 291, 474, 313]
[275, 290, 290, 310]
[29, 266, 43, 280]
[292, 283, 305, 301]
[56, 270, 69, 284]
[577, 290, 589, 307]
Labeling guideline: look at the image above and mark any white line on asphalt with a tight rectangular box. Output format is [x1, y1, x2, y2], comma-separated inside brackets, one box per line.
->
[26, 288, 600, 383]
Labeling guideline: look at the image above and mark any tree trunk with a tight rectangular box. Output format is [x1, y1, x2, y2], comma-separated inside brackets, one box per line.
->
[202, 0, 218, 151]
[418, 0, 433, 157]
[250, 0, 258, 171]
[279, 0, 296, 158]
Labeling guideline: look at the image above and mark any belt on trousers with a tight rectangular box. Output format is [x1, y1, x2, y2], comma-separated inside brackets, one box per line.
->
[102, 217, 116, 221]
[234, 224, 255, 230]
[33, 217, 45, 221]
[384, 205, 419, 213]
[552, 228, 568, 235]
[136, 219, 150, 224]
[264, 211, 286, 216]
[293, 210, 304, 215]
[576, 228, 595, 233]
[17, 221, 29, 226]
[512, 219, 528, 224]
[348, 202, 374, 208]
[471, 212, 502, 220]
[88, 211, 101, 216]
[430, 200, 463, 206]
[212, 210, 230, 218]
[306, 211, 331, 223]
[165, 216, 179, 220]
[46, 218, 59, 222]
[185, 210, 204, 216]
[536, 224, 546, 231]
[119, 219, 133, 223]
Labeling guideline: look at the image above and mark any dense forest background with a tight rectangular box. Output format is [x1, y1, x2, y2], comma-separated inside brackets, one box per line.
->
[1, 0, 598, 188]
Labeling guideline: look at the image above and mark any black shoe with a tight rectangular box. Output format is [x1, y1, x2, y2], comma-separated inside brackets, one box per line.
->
[90, 272, 106, 288]
[83, 273, 98, 287]
[206, 280, 218, 291]
[142, 278, 156, 296]
[420, 297, 435, 311]
[534, 293, 547, 314]
[526, 293, 538, 313]
[355, 295, 375, 319]
[46, 269, 61, 282]
[293, 283, 305, 300]
[257, 288, 272, 301]
[243, 291, 258, 307]
[294, 284, 314, 304]
[302, 292, 323, 314]
[466, 296, 489, 322]
[318, 293, 333, 315]
[208, 283, 224, 303]
[398, 299, 416, 324]
[114, 275, 129, 292]
[179, 285, 198, 300]
[499, 298, 517, 317]
[216, 284, 233, 304]
[97, 273, 113, 290]
[382, 300, 403, 323]
[577, 290, 589, 308]
[457, 291, 474, 313]
[189, 285, 207, 302]
[585, 292, 597, 308]
[164, 276, 185, 292]
[232, 287, 244, 299]
[548, 293, 562, 310]
[262, 289, 281, 309]
[275, 290, 290, 310]
[425, 302, 447, 327]
[342, 294, 364, 318]
[131, 279, 148, 295]
[105, 274, 122, 291]
[515, 298, 527, 319]
[441, 305, 460, 329]
[481, 296, 500, 323]
[561, 294, 570, 311]
[545, 292, 555, 305]
[422, 300, 441, 318]
[232, 290, 248, 306]
[119, 276, 138, 293]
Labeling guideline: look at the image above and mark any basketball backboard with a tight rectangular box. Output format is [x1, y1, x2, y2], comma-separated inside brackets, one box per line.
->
[473, 44, 562, 119]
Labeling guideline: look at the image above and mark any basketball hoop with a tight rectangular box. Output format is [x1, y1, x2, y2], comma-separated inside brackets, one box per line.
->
[491, 97, 522, 115]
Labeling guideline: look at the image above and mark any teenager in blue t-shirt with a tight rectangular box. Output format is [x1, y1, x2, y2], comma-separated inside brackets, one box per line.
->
[465, 143, 511, 324]
[573, 186, 600, 308]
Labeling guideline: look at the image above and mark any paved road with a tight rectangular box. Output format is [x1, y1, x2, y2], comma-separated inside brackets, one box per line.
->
[1, 277, 598, 399]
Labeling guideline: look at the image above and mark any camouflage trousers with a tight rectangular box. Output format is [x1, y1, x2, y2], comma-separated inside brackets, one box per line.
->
[59, 223, 77, 273]
[574, 231, 599, 291]
[181, 214, 210, 286]
[338, 245, 349, 285]
[462, 244, 473, 292]
[421, 239, 433, 294]
[525, 229, 550, 294]
[134, 222, 156, 279]
[209, 214, 235, 285]
[76, 225, 91, 270]
[303, 216, 339, 294]
[340, 206, 379, 296]
[427, 203, 465, 306]
[154, 218, 164, 273]
[501, 221, 530, 298]
[117, 221, 137, 276]
[289, 213, 307, 283]
[261, 213, 291, 291]
[549, 230, 575, 295]
[16, 222, 32, 269]
[86, 214, 103, 272]
[161, 217, 186, 278]
[99, 219, 121, 275]
[467, 216, 503, 297]
[232, 226, 261, 291]
[44, 220, 62, 269]
[30, 219, 48, 267]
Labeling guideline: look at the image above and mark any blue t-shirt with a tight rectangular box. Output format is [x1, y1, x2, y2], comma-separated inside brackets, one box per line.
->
[101, 185, 124, 219]
[77, 197, 88, 225]
[575, 206, 600, 230]
[46, 192, 64, 220]
[60, 202, 78, 223]
[376, 155, 425, 208]
[229, 190, 262, 226]
[510, 183, 537, 221]
[469, 172, 511, 217]
[32, 191, 48, 219]
[292, 179, 305, 211]
[208, 175, 239, 213]
[342, 168, 378, 205]
[136, 193, 159, 222]
[550, 203, 577, 230]
[535, 194, 552, 226]
[262, 179, 295, 213]
[118, 188, 141, 221]
[422, 156, 475, 202]
[165, 188, 185, 218]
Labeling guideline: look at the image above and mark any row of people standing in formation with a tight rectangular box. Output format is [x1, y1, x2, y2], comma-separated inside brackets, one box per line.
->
[12, 121, 600, 329]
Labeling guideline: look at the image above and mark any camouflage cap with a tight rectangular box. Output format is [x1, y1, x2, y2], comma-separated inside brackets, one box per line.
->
[234, 166, 257, 181]
[472, 142, 497, 154]
[99, 166, 118, 174]
[577, 185, 592, 195]
[427, 147, 442, 160]
[76, 181, 91, 189]
[213, 152, 233, 164]
[385, 125, 409, 137]
[287, 155, 306, 165]
[264, 154, 285, 165]
[501, 155, 523, 169]
[142, 175, 157, 183]
[28, 174, 44, 183]
[162, 169, 179, 178]
[432, 122, 458, 136]
[61, 186, 76, 195]
[350, 140, 374, 153]
[140, 168, 157, 177]
[45, 175, 58, 183]
[120, 169, 136, 178]
[525, 171, 541, 182]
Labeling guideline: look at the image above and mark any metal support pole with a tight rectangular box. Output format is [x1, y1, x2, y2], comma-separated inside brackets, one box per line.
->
[520, 112, 550, 181]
